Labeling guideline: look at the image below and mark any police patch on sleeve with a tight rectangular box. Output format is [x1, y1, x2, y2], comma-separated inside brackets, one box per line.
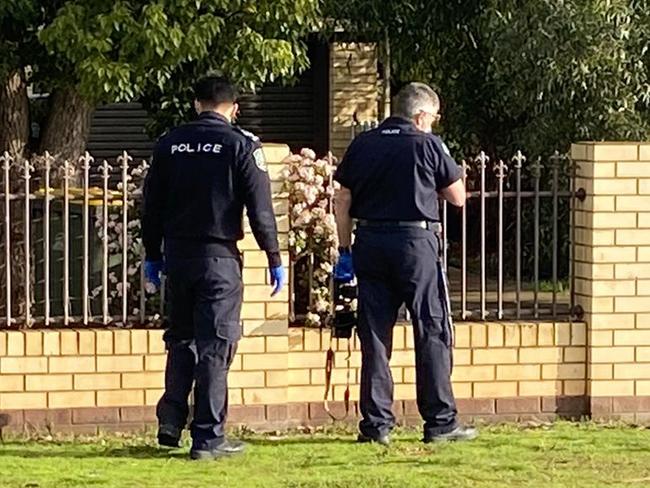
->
[236, 127, 260, 142]
[253, 148, 267, 172]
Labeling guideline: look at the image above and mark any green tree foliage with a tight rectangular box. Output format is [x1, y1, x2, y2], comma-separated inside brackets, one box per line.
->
[0, 1, 67, 158]
[326, 0, 650, 156]
[39, 0, 320, 137]
[0, 1, 34, 81]
[0, 0, 320, 156]
[326, 0, 650, 281]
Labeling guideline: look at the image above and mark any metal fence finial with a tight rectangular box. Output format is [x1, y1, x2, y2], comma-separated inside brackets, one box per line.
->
[513, 150, 526, 169]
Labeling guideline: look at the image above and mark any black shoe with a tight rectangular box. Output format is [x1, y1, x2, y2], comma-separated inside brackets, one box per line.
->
[190, 439, 247, 460]
[157, 424, 182, 448]
[424, 426, 478, 443]
[357, 433, 390, 446]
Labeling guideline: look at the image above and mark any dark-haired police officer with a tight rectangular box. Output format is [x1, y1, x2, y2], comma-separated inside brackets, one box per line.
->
[142, 76, 285, 460]
[334, 82, 478, 445]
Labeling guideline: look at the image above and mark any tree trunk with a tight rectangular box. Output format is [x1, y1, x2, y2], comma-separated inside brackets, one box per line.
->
[0, 70, 30, 324]
[39, 86, 93, 163]
[0, 70, 29, 158]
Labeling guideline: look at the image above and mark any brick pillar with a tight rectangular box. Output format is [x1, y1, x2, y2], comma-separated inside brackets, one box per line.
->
[329, 42, 379, 159]
[233, 143, 290, 420]
[573, 142, 650, 420]
[241, 143, 290, 332]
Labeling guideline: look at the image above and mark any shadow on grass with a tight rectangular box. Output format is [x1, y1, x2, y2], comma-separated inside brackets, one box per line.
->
[0, 444, 188, 460]
[0, 436, 359, 460]
[0, 434, 519, 461]
[244, 436, 357, 447]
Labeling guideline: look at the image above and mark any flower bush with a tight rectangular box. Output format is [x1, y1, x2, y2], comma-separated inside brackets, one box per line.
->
[281, 148, 339, 327]
[91, 159, 158, 323]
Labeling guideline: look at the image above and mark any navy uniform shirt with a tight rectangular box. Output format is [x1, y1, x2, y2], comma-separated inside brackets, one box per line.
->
[142, 112, 281, 267]
[334, 117, 462, 222]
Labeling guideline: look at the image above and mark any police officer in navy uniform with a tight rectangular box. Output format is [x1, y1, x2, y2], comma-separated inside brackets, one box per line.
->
[142, 76, 285, 460]
[334, 82, 477, 445]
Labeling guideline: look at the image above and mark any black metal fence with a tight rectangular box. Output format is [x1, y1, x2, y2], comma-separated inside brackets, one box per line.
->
[443, 151, 583, 321]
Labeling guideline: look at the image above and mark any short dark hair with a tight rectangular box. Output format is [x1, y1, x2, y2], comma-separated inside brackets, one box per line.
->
[194, 76, 238, 106]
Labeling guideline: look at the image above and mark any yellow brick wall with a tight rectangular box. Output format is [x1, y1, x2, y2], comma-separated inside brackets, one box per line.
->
[573, 142, 650, 398]
[288, 322, 586, 404]
[241, 144, 290, 336]
[0, 329, 288, 410]
[329, 42, 379, 159]
[0, 322, 586, 412]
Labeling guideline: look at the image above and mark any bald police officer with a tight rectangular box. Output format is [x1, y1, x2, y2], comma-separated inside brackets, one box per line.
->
[334, 82, 477, 445]
[142, 76, 285, 460]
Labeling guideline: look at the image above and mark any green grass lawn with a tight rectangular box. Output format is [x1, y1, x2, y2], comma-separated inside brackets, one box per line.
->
[1, 423, 650, 487]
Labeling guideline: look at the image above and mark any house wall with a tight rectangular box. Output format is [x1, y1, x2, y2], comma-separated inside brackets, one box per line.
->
[329, 43, 379, 160]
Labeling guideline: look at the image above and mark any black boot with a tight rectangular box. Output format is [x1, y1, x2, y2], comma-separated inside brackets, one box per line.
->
[357, 432, 391, 446]
[424, 426, 478, 443]
[157, 424, 182, 448]
[190, 439, 246, 460]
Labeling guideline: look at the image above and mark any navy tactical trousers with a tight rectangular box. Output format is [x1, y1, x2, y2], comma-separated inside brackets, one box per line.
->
[353, 226, 457, 439]
[156, 256, 242, 451]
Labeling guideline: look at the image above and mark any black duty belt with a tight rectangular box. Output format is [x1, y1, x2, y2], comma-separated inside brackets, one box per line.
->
[356, 219, 442, 232]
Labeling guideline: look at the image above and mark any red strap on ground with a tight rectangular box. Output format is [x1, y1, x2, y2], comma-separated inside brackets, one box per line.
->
[323, 339, 351, 421]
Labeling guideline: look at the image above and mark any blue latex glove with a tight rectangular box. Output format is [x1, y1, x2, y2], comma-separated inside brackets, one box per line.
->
[270, 266, 286, 297]
[334, 250, 355, 283]
[144, 260, 164, 288]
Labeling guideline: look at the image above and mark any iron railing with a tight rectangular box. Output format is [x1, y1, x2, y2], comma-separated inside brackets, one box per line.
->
[289, 127, 584, 322]
[0, 144, 584, 329]
[445, 151, 584, 321]
[0, 151, 161, 328]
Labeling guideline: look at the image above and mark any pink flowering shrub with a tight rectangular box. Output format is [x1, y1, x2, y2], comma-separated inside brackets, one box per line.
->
[91, 159, 159, 323]
[281, 149, 339, 327]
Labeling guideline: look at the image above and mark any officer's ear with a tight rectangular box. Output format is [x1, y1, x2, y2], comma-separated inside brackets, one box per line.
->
[413, 111, 427, 132]
[230, 103, 240, 123]
[194, 99, 202, 115]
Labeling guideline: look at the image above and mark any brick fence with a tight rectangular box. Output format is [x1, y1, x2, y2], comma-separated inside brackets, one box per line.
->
[0, 322, 592, 434]
[2, 142, 650, 434]
[573, 142, 650, 419]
